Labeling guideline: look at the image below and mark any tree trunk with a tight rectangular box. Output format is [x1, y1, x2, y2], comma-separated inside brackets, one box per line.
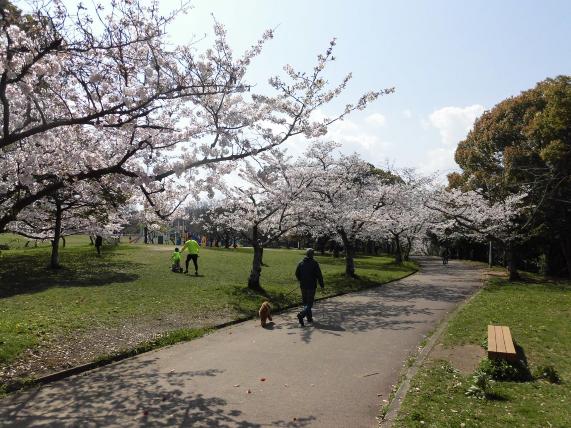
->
[339, 230, 356, 277]
[560, 238, 571, 279]
[394, 236, 403, 264]
[50, 202, 63, 269]
[318, 236, 327, 256]
[506, 242, 520, 281]
[61, 236, 66, 248]
[403, 237, 412, 261]
[248, 226, 264, 290]
[248, 245, 264, 290]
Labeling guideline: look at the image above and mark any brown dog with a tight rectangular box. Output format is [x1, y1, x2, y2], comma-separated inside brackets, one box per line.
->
[258, 301, 272, 327]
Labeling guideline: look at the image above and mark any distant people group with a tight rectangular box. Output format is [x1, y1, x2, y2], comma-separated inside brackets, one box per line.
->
[168, 240, 326, 328]
[171, 247, 183, 273]
[441, 247, 450, 265]
[169, 237, 202, 275]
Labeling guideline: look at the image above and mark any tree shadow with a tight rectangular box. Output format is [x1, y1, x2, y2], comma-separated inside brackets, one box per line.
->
[285, 258, 483, 344]
[0, 249, 141, 298]
[286, 296, 433, 344]
[235, 256, 482, 344]
[0, 356, 317, 427]
[486, 391, 510, 401]
[270, 416, 317, 427]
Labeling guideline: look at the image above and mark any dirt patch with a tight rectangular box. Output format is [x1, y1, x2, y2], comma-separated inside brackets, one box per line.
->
[0, 310, 238, 387]
[428, 343, 486, 373]
[484, 270, 508, 279]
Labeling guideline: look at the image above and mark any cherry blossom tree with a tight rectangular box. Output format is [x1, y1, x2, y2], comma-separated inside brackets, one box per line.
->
[371, 176, 433, 264]
[206, 149, 309, 290]
[8, 179, 129, 268]
[295, 141, 393, 277]
[425, 188, 528, 280]
[1, 0, 392, 234]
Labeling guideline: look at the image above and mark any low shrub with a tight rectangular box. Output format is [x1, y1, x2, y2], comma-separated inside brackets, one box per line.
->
[465, 369, 492, 399]
[479, 358, 531, 381]
[533, 365, 561, 384]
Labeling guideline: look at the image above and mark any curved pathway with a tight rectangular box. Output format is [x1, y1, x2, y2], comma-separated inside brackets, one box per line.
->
[0, 257, 483, 427]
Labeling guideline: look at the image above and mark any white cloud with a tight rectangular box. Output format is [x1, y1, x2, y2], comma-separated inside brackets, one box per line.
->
[418, 147, 458, 178]
[281, 115, 391, 165]
[429, 104, 485, 146]
[365, 113, 386, 127]
[402, 109, 412, 119]
[327, 118, 391, 154]
[278, 108, 392, 165]
[415, 104, 485, 178]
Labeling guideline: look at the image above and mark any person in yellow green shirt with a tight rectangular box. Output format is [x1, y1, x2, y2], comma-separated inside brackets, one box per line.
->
[181, 238, 200, 275]
[171, 247, 183, 273]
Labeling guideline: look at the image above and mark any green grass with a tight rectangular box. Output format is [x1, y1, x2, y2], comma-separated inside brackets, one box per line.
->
[395, 274, 571, 428]
[0, 232, 90, 249]
[0, 235, 416, 385]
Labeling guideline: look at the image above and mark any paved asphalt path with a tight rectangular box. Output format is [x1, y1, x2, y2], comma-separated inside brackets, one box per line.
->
[0, 257, 483, 427]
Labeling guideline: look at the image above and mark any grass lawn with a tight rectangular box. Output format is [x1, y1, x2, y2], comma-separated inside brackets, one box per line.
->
[0, 235, 416, 391]
[395, 273, 571, 428]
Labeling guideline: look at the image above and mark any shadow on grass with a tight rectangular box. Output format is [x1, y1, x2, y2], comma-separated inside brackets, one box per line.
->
[514, 343, 533, 381]
[486, 391, 509, 401]
[227, 262, 418, 319]
[0, 248, 142, 298]
[228, 285, 297, 317]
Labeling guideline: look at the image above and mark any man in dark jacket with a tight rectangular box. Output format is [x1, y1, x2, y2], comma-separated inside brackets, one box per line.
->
[295, 248, 324, 326]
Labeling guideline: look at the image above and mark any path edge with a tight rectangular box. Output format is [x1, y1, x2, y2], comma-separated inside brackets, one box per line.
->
[4, 265, 420, 395]
[379, 267, 489, 427]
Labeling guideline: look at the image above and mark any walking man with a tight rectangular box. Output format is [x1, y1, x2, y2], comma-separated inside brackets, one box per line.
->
[295, 248, 324, 326]
[182, 237, 201, 275]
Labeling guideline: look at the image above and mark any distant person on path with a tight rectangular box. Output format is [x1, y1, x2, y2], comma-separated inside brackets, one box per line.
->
[441, 247, 450, 265]
[295, 248, 324, 326]
[95, 235, 103, 256]
[171, 247, 183, 273]
[182, 238, 200, 275]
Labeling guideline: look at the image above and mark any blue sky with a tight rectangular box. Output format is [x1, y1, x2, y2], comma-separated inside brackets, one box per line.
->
[163, 0, 571, 178]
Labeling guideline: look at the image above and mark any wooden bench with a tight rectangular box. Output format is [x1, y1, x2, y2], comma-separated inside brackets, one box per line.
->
[488, 325, 517, 361]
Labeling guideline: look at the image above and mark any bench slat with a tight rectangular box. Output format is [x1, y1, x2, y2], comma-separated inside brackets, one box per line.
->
[502, 326, 516, 355]
[488, 325, 497, 353]
[495, 325, 507, 354]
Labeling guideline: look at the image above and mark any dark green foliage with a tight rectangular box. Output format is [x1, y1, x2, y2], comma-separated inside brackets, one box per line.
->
[479, 358, 531, 382]
[450, 76, 571, 278]
[533, 365, 561, 384]
[465, 369, 492, 399]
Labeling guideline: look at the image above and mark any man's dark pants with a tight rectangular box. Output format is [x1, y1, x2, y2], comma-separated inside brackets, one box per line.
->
[186, 254, 198, 273]
[299, 287, 316, 321]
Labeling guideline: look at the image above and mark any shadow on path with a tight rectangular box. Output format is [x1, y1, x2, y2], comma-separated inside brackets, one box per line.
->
[1, 357, 313, 427]
[283, 257, 482, 344]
